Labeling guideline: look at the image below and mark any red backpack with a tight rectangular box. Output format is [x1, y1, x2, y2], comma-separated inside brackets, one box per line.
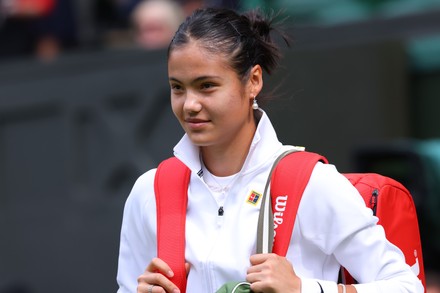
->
[154, 151, 426, 292]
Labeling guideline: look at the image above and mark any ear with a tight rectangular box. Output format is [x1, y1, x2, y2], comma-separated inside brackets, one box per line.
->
[248, 64, 263, 98]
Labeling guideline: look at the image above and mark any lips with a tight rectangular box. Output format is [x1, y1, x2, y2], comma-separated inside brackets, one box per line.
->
[185, 118, 210, 130]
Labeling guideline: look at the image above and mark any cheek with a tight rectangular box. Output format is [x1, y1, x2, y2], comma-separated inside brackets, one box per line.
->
[225, 93, 249, 114]
[171, 97, 182, 117]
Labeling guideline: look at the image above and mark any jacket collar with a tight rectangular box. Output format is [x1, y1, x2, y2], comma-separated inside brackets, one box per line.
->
[173, 110, 283, 176]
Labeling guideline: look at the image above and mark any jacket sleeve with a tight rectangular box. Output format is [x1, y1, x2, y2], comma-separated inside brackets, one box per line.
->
[116, 169, 157, 293]
[297, 162, 423, 293]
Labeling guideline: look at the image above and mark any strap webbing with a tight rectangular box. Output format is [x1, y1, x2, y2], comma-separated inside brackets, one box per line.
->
[154, 157, 191, 293]
[270, 151, 328, 255]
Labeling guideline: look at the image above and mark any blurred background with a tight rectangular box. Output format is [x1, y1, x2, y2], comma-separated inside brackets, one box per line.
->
[1, 0, 440, 292]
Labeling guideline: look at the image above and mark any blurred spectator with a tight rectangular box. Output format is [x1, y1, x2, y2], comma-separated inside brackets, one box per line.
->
[100, 0, 240, 50]
[131, 0, 184, 50]
[0, 0, 77, 62]
[0, 0, 55, 17]
[0, 0, 55, 60]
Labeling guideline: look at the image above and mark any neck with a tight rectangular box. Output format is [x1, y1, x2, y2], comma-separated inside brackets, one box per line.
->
[201, 123, 256, 177]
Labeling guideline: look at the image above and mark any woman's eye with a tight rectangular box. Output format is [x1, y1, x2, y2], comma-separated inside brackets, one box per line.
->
[171, 84, 183, 91]
[201, 83, 215, 90]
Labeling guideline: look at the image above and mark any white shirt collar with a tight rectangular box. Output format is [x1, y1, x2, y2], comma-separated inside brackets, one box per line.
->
[173, 110, 283, 175]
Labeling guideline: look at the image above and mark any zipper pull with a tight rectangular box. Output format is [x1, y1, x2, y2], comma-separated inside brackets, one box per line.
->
[218, 206, 224, 216]
[370, 189, 379, 216]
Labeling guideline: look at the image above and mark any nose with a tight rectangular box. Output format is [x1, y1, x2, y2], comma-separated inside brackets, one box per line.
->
[183, 91, 202, 114]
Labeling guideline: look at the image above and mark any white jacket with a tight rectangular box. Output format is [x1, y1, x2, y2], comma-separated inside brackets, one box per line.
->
[117, 111, 423, 293]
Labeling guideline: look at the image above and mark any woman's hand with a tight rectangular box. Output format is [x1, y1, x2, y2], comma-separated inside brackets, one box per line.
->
[246, 253, 301, 293]
[137, 258, 189, 293]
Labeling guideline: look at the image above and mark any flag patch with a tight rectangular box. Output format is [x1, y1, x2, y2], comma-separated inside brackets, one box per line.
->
[247, 190, 261, 205]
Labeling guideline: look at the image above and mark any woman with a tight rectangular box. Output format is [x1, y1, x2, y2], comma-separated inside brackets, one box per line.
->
[116, 7, 423, 293]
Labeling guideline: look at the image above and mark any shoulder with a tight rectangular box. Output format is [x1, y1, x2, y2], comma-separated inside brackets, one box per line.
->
[297, 162, 377, 251]
[133, 168, 156, 192]
[306, 162, 366, 207]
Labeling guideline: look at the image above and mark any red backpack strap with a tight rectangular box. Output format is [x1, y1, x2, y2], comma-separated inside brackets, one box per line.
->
[154, 157, 191, 293]
[270, 151, 328, 255]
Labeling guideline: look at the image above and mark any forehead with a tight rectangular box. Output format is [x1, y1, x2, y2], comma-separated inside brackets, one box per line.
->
[168, 41, 236, 77]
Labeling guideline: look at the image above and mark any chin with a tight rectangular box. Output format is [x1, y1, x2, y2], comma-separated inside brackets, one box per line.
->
[187, 135, 212, 147]
[189, 140, 211, 147]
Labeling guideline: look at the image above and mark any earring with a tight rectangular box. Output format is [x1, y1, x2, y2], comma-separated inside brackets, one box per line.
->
[252, 97, 259, 110]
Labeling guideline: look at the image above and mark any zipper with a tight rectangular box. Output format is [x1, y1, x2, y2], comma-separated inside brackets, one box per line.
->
[370, 189, 379, 216]
[217, 206, 224, 226]
[218, 206, 224, 216]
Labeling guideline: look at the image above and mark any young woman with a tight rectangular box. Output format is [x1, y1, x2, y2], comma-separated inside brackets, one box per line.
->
[116, 7, 423, 293]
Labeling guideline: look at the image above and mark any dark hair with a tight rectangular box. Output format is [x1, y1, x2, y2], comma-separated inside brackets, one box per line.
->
[168, 8, 289, 80]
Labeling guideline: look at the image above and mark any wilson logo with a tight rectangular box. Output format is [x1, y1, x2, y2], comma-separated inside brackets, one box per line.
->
[273, 195, 288, 237]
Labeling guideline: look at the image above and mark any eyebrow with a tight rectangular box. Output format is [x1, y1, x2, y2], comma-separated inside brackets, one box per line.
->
[169, 75, 222, 83]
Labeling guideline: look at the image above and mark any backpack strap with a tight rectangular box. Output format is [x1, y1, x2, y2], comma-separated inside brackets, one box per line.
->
[270, 151, 328, 255]
[154, 157, 190, 293]
[153, 151, 327, 290]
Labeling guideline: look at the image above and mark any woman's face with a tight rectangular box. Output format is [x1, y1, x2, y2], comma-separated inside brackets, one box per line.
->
[168, 41, 260, 150]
